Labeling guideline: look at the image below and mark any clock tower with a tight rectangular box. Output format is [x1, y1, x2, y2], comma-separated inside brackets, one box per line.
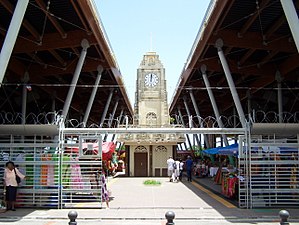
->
[134, 51, 169, 127]
[118, 52, 184, 177]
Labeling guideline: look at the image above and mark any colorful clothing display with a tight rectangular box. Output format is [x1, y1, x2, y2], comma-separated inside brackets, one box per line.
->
[70, 157, 83, 189]
[41, 154, 55, 186]
[222, 176, 238, 198]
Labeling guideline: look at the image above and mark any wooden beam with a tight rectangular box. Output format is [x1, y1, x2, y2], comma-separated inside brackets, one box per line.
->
[209, 29, 296, 53]
[279, 54, 299, 76]
[12, 30, 97, 53]
[198, 57, 276, 77]
[238, 0, 271, 37]
[222, 75, 273, 113]
[1, 0, 40, 40]
[239, 49, 255, 66]
[70, 0, 90, 32]
[48, 49, 66, 66]
[214, 0, 235, 34]
[28, 57, 102, 76]
[35, 0, 67, 38]
[222, 53, 299, 112]
[264, 15, 285, 39]
[7, 58, 87, 116]
[27, 52, 44, 65]
[224, 47, 233, 55]
[72, 47, 80, 56]
[259, 50, 279, 65]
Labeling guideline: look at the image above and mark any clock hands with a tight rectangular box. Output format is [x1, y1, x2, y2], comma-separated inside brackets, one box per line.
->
[145, 73, 158, 87]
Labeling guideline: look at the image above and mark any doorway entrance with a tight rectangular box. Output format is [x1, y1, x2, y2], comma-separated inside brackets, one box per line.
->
[134, 153, 148, 177]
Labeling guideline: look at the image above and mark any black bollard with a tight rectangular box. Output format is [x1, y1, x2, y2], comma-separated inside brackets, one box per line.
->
[68, 210, 78, 225]
[279, 210, 290, 225]
[165, 211, 175, 225]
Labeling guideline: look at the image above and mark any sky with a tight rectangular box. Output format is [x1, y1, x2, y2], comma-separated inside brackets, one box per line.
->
[96, 0, 211, 105]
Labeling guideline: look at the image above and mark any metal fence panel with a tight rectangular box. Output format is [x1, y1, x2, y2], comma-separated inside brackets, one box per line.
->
[0, 132, 103, 209]
[239, 135, 299, 208]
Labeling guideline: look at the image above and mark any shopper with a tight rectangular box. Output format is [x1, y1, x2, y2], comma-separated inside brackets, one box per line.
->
[172, 159, 180, 182]
[179, 159, 184, 181]
[166, 156, 175, 182]
[185, 156, 193, 182]
[3, 161, 25, 211]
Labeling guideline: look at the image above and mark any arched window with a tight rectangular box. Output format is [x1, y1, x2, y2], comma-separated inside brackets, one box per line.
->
[135, 146, 147, 153]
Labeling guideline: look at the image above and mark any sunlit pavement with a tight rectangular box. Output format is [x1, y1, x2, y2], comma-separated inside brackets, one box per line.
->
[0, 177, 298, 225]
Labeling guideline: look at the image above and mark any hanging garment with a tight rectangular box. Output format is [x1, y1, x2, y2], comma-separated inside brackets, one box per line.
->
[70, 157, 83, 190]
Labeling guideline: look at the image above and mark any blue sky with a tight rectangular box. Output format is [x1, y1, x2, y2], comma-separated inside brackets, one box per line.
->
[96, 1, 211, 104]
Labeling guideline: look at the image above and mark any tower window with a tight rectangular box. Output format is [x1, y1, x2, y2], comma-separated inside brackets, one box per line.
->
[146, 112, 157, 126]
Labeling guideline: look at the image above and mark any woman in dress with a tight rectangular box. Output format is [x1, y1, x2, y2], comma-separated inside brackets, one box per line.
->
[3, 161, 25, 211]
[101, 172, 109, 208]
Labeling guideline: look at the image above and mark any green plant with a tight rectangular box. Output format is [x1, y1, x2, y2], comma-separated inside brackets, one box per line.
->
[143, 180, 161, 185]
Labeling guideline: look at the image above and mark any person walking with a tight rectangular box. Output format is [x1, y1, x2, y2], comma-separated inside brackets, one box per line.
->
[101, 172, 110, 208]
[179, 159, 184, 181]
[185, 156, 193, 182]
[166, 156, 175, 182]
[3, 161, 26, 211]
[172, 159, 180, 182]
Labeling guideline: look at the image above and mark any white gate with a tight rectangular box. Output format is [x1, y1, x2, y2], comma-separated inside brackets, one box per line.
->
[0, 135, 60, 208]
[60, 131, 103, 209]
[239, 134, 299, 208]
[0, 131, 103, 209]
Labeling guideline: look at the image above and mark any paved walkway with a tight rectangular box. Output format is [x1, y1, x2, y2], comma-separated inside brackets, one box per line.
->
[0, 177, 298, 225]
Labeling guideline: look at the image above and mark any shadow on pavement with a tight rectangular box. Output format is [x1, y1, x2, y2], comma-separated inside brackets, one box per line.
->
[180, 175, 299, 223]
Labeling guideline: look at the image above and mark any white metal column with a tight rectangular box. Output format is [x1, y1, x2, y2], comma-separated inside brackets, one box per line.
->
[276, 71, 283, 123]
[21, 72, 29, 124]
[83, 65, 103, 127]
[104, 97, 119, 141]
[183, 95, 202, 149]
[108, 97, 119, 128]
[111, 108, 124, 142]
[99, 89, 114, 127]
[62, 39, 90, 121]
[0, 0, 30, 86]
[201, 65, 229, 146]
[189, 90, 210, 148]
[178, 107, 193, 150]
[280, 0, 299, 53]
[215, 38, 246, 128]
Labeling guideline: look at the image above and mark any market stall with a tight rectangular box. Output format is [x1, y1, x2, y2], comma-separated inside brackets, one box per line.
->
[202, 144, 239, 199]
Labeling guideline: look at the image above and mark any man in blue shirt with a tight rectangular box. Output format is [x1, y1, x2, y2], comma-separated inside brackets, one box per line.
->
[185, 156, 193, 182]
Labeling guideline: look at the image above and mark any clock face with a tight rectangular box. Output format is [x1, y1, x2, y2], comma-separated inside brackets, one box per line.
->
[144, 73, 159, 87]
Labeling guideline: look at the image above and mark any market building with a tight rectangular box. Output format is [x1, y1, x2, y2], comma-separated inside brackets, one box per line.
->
[0, 0, 298, 210]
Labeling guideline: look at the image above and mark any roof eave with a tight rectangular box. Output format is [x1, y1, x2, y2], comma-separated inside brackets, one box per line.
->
[169, 0, 231, 113]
